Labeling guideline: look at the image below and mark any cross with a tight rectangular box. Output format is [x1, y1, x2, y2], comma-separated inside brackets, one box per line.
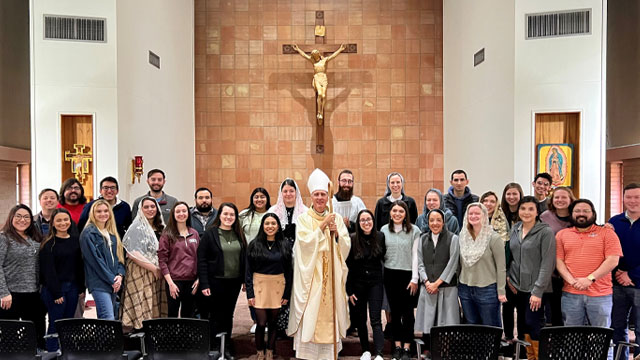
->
[64, 144, 93, 184]
[283, 11, 357, 154]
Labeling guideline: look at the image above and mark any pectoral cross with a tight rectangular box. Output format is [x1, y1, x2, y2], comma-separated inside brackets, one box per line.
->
[283, 11, 357, 154]
[64, 144, 93, 183]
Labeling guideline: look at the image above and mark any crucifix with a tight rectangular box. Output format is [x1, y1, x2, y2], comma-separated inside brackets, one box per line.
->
[283, 11, 357, 153]
[64, 144, 93, 184]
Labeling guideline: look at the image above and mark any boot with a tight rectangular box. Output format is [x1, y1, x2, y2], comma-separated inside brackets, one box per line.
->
[256, 350, 265, 360]
[531, 340, 539, 360]
[524, 334, 537, 360]
[266, 349, 274, 360]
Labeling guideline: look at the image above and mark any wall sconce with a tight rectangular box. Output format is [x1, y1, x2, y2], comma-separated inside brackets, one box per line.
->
[131, 156, 144, 184]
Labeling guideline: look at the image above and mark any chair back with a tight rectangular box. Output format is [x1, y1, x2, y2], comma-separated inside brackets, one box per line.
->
[142, 318, 210, 360]
[55, 318, 126, 360]
[430, 324, 503, 360]
[0, 320, 38, 360]
[538, 326, 613, 360]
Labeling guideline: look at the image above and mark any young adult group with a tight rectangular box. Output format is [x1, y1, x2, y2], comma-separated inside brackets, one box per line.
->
[0, 167, 638, 360]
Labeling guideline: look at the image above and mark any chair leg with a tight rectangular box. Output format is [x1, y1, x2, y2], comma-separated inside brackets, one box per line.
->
[513, 338, 531, 360]
[216, 332, 227, 360]
[415, 338, 424, 358]
[614, 342, 639, 360]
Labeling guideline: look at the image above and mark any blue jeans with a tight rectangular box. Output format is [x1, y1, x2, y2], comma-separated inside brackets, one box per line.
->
[561, 292, 613, 360]
[612, 286, 640, 358]
[41, 282, 79, 351]
[92, 290, 117, 320]
[458, 283, 501, 327]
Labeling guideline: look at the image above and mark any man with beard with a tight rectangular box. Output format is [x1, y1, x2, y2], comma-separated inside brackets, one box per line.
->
[331, 170, 366, 233]
[556, 199, 622, 359]
[77, 176, 132, 239]
[58, 178, 88, 224]
[609, 183, 640, 359]
[131, 169, 178, 224]
[189, 187, 217, 237]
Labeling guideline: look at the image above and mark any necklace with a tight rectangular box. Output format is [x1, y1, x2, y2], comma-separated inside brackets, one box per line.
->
[267, 241, 275, 250]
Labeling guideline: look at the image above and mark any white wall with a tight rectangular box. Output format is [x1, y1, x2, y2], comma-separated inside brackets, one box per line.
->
[514, 0, 605, 214]
[30, 0, 195, 208]
[31, 0, 119, 207]
[444, 0, 606, 217]
[443, 0, 515, 196]
[116, 0, 195, 204]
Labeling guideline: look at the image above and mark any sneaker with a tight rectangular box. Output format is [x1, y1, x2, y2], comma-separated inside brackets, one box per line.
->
[374, 356, 384, 360]
[250, 323, 257, 334]
[360, 351, 372, 360]
[401, 348, 411, 360]
[392, 346, 402, 360]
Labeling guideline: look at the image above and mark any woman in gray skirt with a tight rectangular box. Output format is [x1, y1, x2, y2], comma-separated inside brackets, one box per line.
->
[415, 209, 460, 358]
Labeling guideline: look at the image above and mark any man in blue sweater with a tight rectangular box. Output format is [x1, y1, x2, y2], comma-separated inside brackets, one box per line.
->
[78, 176, 132, 239]
[610, 183, 640, 359]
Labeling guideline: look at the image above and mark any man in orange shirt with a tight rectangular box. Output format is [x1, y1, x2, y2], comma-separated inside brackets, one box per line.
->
[556, 199, 622, 360]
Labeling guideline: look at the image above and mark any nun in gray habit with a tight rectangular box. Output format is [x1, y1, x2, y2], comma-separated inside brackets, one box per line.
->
[415, 209, 460, 336]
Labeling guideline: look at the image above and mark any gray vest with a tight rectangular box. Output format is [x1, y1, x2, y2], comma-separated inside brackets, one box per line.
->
[422, 232, 456, 287]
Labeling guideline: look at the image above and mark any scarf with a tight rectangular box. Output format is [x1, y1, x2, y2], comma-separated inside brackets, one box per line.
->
[122, 196, 163, 267]
[267, 178, 308, 228]
[459, 203, 494, 267]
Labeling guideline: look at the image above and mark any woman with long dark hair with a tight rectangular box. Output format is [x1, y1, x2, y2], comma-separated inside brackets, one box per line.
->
[240, 188, 271, 243]
[199, 202, 247, 358]
[347, 209, 386, 360]
[0, 204, 45, 349]
[501, 183, 524, 227]
[508, 196, 555, 359]
[80, 200, 126, 320]
[120, 197, 168, 330]
[40, 208, 84, 351]
[158, 201, 200, 318]
[381, 200, 421, 360]
[246, 213, 292, 360]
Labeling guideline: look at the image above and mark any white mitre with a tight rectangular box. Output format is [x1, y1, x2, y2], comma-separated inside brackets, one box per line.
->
[307, 168, 330, 194]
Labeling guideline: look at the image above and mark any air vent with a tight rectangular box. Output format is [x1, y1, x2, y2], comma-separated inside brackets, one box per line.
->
[526, 9, 591, 39]
[44, 15, 106, 42]
[149, 51, 160, 69]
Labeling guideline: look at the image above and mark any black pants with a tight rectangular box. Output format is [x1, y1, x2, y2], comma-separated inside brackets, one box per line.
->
[502, 286, 524, 340]
[546, 276, 564, 326]
[206, 277, 242, 350]
[515, 291, 547, 341]
[384, 268, 417, 344]
[0, 291, 46, 349]
[166, 280, 196, 318]
[352, 281, 385, 356]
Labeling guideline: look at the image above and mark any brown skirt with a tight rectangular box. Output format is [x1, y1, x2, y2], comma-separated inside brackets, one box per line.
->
[253, 273, 285, 309]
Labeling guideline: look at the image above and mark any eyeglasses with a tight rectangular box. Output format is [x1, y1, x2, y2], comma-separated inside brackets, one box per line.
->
[339, 179, 354, 184]
[13, 214, 31, 221]
[101, 186, 117, 191]
[359, 218, 373, 224]
[68, 186, 81, 191]
[573, 209, 592, 215]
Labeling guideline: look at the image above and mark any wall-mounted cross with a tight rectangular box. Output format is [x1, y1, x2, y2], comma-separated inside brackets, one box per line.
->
[283, 11, 357, 154]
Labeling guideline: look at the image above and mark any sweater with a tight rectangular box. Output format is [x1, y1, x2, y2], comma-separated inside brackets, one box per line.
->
[346, 232, 386, 295]
[443, 186, 479, 227]
[539, 210, 572, 235]
[157, 228, 200, 281]
[245, 241, 293, 300]
[459, 231, 507, 296]
[381, 224, 420, 283]
[609, 212, 640, 289]
[508, 221, 556, 297]
[198, 226, 247, 290]
[79, 225, 125, 293]
[374, 195, 419, 231]
[40, 235, 85, 299]
[0, 233, 39, 297]
[189, 207, 218, 238]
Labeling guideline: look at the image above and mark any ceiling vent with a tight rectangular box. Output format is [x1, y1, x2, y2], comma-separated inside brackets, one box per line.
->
[44, 15, 106, 42]
[526, 9, 591, 40]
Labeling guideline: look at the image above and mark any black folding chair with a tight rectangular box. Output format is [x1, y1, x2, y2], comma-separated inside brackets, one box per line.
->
[539, 326, 637, 360]
[0, 319, 56, 360]
[54, 318, 141, 360]
[424, 324, 503, 360]
[142, 318, 216, 360]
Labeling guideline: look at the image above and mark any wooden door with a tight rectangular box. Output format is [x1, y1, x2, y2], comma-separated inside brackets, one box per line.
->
[61, 115, 94, 201]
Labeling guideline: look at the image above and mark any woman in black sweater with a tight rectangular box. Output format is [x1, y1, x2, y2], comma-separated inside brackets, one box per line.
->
[374, 172, 418, 231]
[246, 213, 292, 360]
[198, 202, 247, 359]
[39, 208, 85, 351]
[346, 209, 386, 360]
